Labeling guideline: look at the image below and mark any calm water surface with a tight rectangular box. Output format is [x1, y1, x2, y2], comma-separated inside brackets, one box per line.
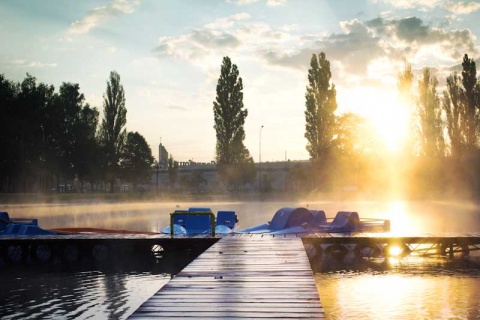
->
[1, 200, 480, 319]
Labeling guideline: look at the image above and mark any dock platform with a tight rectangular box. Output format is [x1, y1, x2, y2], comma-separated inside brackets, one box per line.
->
[129, 235, 325, 319]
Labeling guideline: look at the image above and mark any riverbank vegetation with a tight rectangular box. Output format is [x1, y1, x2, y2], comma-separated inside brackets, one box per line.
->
[1, 53, 479, 201]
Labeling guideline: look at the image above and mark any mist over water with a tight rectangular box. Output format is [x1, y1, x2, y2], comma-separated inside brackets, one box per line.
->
[4, 199, 480, 233]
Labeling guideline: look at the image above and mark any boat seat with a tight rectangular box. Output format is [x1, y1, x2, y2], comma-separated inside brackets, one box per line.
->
[0, 211, 10, 230]
[330, 211, 360, 231]
[216, 211, 238, 229]
[173, 208, 214, 234]
[270, 207, 315, 230]
[311, 210, 327, 224]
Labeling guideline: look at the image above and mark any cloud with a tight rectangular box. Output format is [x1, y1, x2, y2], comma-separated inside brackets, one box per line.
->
[370, 0, 443, 10]
[444, 2, 480, 14]
[68, 0, 140, 35]
[12, 60, 57, 68]
[365, 16, 477, 59]
[153, 14, 248, 62]
[152, 12, 478, 90]
[226, 0, 287, 6]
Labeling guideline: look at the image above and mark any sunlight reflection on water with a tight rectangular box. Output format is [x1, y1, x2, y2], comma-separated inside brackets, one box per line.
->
[1, 200, 480, 319]
[315, 256, 480, 320]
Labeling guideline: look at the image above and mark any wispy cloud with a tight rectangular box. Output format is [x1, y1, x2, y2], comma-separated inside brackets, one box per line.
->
[12, 59, 57, 68]
[68, 0, 140, 35]
[226, 0, 287, 7]
[444, 1, 480, 15]
[370, 0, 443, 10]
[153, 14, 248, 62]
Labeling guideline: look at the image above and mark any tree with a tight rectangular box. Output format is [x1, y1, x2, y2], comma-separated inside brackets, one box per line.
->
[397, 60, 416, 156]
[15, 74, 55, 192]
[417, 68, 445, 157]
[167, 155, 179, 189]
[98, 71, 127, 192]
[0, 74, 20, 192]
[334, 113, 379, 156]
[72, 104, 100, 191]
[213, 56, 255, 187]
[304, 52, 337, 160]
[461, 54, 480, 149]
[52, 83, 90, 183]
[443, 72, 465, 156]
[119, 132, 154, 189]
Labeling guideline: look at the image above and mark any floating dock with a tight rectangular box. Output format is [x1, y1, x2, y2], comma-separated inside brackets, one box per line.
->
[129, 235, 325, 319]
[2, 232, 480, 318]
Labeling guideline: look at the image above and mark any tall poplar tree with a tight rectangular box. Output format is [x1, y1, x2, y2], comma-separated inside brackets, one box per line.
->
[98, 71, 127, 192]
[461, 54, 480, 149]
[443, 54, 480, 155]
[442, 72, 465, 156]
[417, 68, 445, 157]
[213, 56, 255, 187]
[304, 52, 337, 160]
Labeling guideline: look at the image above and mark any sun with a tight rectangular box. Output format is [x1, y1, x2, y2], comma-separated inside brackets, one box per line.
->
[369, 97, 411, 152]
[339, 86, 411, 153]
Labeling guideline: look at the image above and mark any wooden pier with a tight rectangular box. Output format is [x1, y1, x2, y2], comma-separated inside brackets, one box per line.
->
[129, 235, 325, 319]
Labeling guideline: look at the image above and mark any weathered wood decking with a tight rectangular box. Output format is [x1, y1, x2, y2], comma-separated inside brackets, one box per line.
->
[129, 235, 325, 319]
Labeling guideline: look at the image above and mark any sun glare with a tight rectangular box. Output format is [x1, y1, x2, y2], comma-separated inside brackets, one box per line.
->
[340, 87, 411, 153]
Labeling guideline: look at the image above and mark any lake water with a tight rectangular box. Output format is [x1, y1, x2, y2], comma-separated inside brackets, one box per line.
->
[1, 200, 480, 319]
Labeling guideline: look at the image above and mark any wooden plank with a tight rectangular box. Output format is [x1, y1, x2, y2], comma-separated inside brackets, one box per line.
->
[129, 237, 325, 319]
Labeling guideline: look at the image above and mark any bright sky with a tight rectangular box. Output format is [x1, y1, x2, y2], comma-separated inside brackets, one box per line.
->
[1, 0, 479, 162]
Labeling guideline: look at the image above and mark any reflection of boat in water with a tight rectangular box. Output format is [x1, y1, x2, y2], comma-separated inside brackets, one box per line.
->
[161, 207, 239, 236]
[236, 207, 390, 234]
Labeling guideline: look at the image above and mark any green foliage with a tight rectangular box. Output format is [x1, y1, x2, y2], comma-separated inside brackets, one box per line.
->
[213, 56, 255, 187]
[443, 54, 480, 155]
[120, 132, 154, 187]
[443, 73, 465, 156]
[461, 54, 479, 149]
[334, 113, 380, 156]
[417, 68, 445, 157]
[0, 72, 150, 194]
[98, 71, 127, 192]
[304, 52, 337, 160]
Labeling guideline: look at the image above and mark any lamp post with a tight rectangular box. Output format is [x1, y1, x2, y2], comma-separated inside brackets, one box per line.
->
[259, 125, 264, 192]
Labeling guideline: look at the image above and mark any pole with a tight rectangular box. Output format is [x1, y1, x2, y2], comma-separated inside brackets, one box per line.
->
[259, 125, 263, 192]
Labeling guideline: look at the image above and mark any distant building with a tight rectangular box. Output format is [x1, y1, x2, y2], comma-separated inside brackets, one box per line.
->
[158, 143, 168, 169]
[151, 159, 310, 192]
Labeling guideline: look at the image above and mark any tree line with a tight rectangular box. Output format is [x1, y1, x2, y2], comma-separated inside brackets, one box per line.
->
[298, 53, 480, 199]
[2, 52, 478, 198]
[0, 71, 154, 193]
[213, 52, 479, 198]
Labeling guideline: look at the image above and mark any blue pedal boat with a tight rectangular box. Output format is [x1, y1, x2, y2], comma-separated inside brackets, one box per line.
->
[236, 207, 390, 234]
[161, 207, 239, 236]
[0, 211, 56, 236]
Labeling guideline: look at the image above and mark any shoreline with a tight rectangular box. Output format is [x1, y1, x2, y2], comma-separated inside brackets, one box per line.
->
[0, 190, 478, 205]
